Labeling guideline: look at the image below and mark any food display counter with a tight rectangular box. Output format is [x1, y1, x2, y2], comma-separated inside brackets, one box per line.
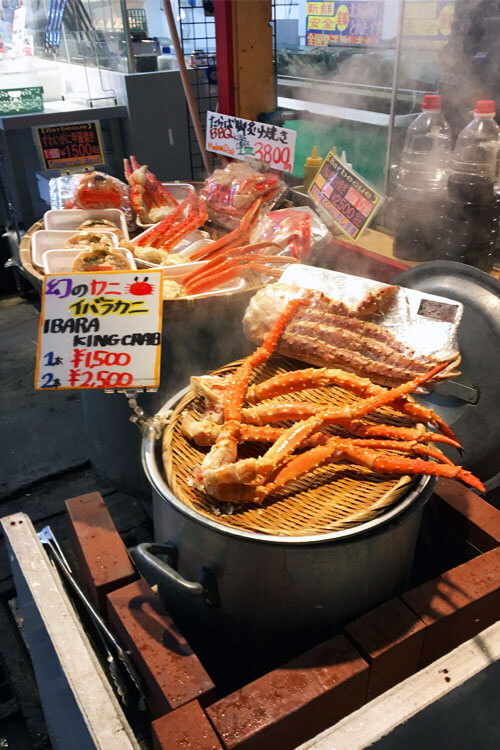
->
[2, 2, 500, 748]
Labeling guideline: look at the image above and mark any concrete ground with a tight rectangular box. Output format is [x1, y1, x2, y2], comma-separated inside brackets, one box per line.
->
[0, 293, 153, 748]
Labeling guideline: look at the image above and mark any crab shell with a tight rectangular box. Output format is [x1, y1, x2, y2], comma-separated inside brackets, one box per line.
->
[75, 172, 124, 209]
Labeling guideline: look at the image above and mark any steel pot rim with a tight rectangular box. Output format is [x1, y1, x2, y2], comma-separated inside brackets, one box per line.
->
[142, 387, 435, 545]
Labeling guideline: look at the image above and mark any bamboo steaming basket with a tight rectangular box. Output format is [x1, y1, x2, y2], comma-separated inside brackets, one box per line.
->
[163, 355, 422, 537]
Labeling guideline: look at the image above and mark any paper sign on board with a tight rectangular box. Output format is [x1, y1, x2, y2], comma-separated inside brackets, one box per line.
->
[35, 270, 163, 391]
[206, 111, 297, 173]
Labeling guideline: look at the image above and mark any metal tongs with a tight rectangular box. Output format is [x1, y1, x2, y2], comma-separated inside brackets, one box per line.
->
[38, 525, 146, 709]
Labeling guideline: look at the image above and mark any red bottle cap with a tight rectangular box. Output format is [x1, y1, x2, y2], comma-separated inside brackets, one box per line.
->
[474, 100, 495, 114]
[422, 94, 441, 110]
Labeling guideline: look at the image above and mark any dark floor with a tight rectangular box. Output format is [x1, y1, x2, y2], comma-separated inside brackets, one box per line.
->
[0, 293, 153, 748]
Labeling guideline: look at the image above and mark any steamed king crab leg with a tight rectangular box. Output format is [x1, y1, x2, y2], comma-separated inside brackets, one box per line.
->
[194, 295, 310, 496]
[190, 365, 456, 440]
[181, 414, 459, 454]
[200, 361, 451, 496]
[247, 436, 484, 505]
[244, 367, 456, 440]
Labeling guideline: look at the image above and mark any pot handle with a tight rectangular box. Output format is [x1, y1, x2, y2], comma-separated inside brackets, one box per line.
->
[131, 542, 220, 608]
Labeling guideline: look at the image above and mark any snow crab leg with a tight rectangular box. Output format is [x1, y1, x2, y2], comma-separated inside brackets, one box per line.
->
[189, 198, 264, 261]
[184, 255, 296, 296]
[135, 198, 187, 247]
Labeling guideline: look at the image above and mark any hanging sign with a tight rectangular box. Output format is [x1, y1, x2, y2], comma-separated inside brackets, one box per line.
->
[309, 150, 384, 240]
[36, 122, 105, 170]
[402, 1, 455, 49]
[306, 1, 384, 47]
[206, 111, 296, 173]
[35, 270, 163, 391]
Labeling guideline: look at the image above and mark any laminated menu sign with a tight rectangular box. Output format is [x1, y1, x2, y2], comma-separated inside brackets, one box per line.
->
[35, 270, 163, 391]
[309, 150, 384, 240]
[36, 122, 105, 170]
[206, 111, 296, 173]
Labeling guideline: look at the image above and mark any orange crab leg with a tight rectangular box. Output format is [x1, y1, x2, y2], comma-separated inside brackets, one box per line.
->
[338, 443, 485, 493]
[182, 413, 460, 450]
[209, 361, 451, 489]
[189, 198, 264, 261]
[183, 242, 282, 287]
[158, 195, 207, 251]
[196, 295, 310, 496]
[136, 198, 187, 246]
[224, 295, 309, 423]
[244, 367, 456, 440]
[252, 437, 483, 504]
[185, 255, 294, 295]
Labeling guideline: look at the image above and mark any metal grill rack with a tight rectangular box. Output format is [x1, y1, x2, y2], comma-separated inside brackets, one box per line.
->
[178, 1, 218, 180]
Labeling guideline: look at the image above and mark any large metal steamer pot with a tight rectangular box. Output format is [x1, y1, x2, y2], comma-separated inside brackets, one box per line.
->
[133, 389, 435, 680]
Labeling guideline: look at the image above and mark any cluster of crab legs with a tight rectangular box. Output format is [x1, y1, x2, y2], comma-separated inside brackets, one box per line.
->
[124, 156, 178, 222]
[182, 198, 299, 295]
[183, 295, 485, 505]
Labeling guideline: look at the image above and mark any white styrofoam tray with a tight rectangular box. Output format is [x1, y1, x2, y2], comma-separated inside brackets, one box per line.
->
[135, 258, 208, 279]
[132, 228, 211, 256]
[32, 230, 119, 268]
[187, 276, 246, 299]
[43, 209, 129, 240]
[42, 247, 136, 275]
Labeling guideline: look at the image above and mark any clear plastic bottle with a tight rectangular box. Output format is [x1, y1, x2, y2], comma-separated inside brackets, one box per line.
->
[393, 94, 452, 261]
[441, 100, 500, 272]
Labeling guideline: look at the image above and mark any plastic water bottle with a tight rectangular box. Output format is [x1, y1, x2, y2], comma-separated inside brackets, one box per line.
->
[441, 100, 500, 272]
[393, 94, 452, 261]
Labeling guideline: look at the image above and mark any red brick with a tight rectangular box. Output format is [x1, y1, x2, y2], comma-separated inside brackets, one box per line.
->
[433, 478, 500, 552]
[206, 634, 368, 750]
[402, 546, 500, 667]
[152, 701, 223, 750]
[106, 578, 215, 717]
[65, 492, 137, 611]
[345, 597, 425, 700]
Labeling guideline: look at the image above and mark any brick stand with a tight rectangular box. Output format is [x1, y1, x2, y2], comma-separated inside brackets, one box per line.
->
[65, 482, 500, 749]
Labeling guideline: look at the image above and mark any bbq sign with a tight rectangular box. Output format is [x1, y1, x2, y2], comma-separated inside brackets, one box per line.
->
[35, 271, 163, 391]
[206, 111, 296, 173]
[36, 121, 105, 170]
[309, 150, 384, 240]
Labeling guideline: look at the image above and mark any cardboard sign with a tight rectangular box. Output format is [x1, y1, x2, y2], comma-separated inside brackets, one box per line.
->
[306, 1, 384, 47]
[206, 111, 296, 173]
[36, 122, 105, 171]
[35, 271, 163, 391]
[309, 150, 384, 240]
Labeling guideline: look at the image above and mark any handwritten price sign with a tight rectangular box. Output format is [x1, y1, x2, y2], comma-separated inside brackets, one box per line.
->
[35, 270, 163, 391]
[206, 111, 296, 173]
[309, 150, 384, 240]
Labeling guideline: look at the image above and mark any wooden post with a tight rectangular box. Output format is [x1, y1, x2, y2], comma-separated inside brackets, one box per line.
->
[230, 0, 275, 120]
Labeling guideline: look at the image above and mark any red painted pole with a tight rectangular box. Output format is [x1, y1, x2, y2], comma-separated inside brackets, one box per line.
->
[214, 0, 235, 116]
